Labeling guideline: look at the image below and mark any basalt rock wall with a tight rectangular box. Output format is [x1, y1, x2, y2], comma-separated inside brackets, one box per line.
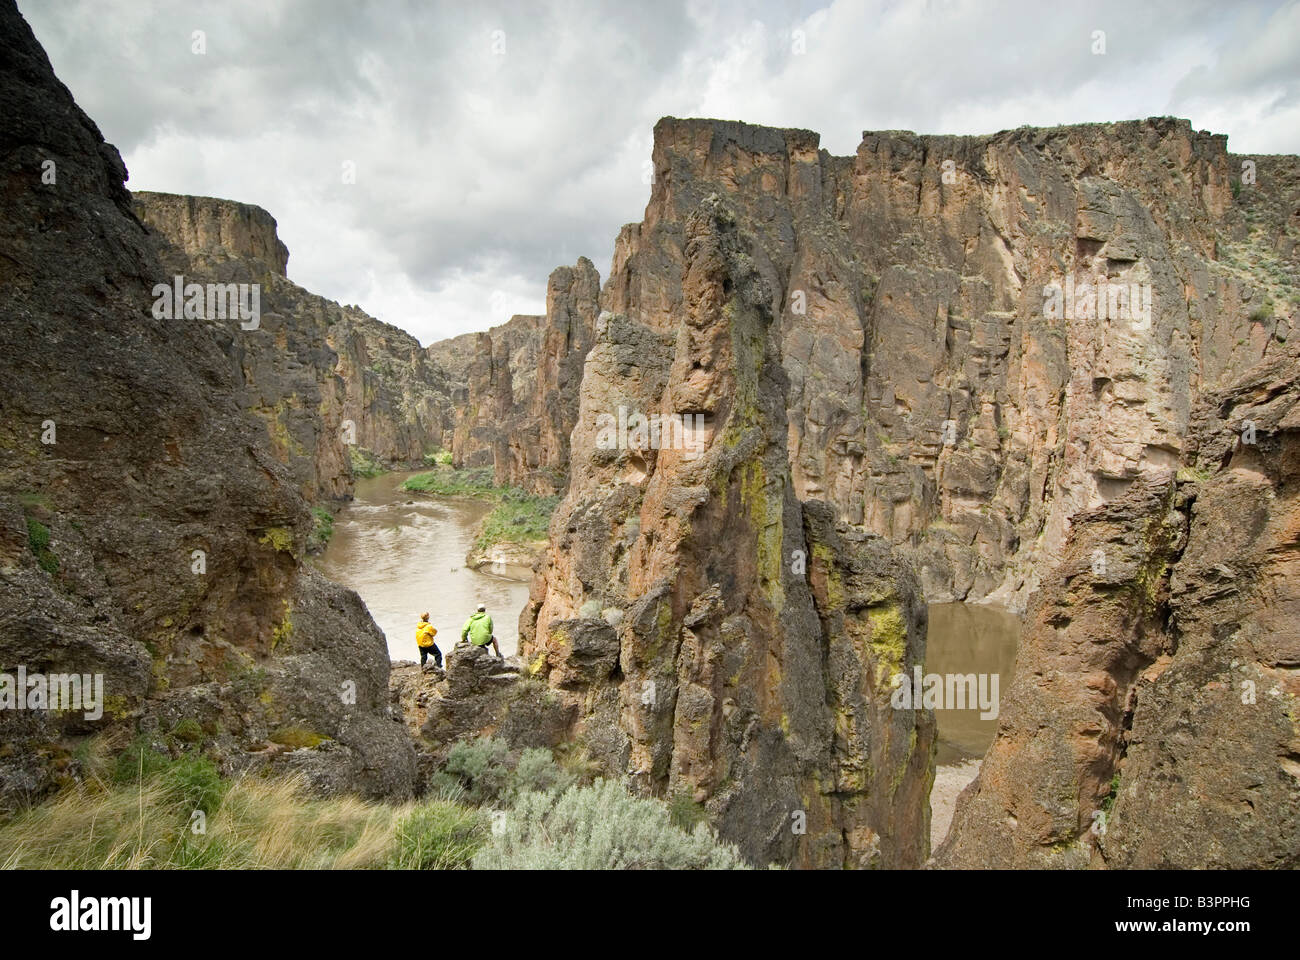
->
[446, 258, 600, 495]
[134, 191, 456, 502]
[519, 197, 936, 868]
[599, 117, 1299, 612]
[935, 343, 1300, 867]
[0, 1, 414, 807]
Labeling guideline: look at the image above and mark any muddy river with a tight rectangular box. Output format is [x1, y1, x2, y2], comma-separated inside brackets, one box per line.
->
[314, 471, 531, 662]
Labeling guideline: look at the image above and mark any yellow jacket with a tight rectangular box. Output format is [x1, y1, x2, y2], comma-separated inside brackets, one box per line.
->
[416, 622, 438, 648]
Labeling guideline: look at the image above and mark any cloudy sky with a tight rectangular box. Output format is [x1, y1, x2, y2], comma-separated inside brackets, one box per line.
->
[20, 0, 1300, 346]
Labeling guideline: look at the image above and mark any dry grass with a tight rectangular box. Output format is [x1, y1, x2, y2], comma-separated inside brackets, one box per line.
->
[0, 761, 486, 870]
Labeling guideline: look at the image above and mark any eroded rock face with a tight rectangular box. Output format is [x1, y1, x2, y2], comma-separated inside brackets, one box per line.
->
[935, 345, 1300, 868]
[0, 3, 413, 805]
[134, 191, 455, 501]
[445, 258, 599, 494]
[519, 197, 935, 868]
[603, 117, 1299, 612]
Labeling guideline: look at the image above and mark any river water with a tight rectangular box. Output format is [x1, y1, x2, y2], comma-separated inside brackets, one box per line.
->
[924, 600, 1021, 847]
[925, 602, 1021, 764]
[314, 471, 531, 662]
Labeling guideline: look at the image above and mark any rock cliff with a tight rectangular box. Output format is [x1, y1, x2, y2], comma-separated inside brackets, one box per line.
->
[935, 344, 1300, 868]
[517, 197, 935, 867]
[599, 116, 1298, 612]
[133, 191, 456, 502]
[0, 1, 413, 807]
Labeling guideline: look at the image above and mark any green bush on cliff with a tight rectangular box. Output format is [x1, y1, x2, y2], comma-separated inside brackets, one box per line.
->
[25, 517, 58, 574]
[473, 779, 749, 870]
[349, 446, 386, 478]
[307, 506, 335, 551]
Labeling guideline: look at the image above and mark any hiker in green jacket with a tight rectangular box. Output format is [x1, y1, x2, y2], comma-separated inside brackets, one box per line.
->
[461, 603, 503, 659]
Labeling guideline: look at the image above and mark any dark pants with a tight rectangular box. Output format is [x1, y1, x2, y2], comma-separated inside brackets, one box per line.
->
[419, 644, 442, 668]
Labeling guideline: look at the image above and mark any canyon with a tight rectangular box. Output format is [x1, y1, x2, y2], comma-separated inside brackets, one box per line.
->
[2, 0, 1297, 867]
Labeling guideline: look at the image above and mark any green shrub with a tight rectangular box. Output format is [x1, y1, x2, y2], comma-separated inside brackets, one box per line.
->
[270, 726, 327, 750]
[25, 517, 58, 574]
[307, 506, 335, 551]
[110, 736, 174, 785]
[424, 448, 454, 466]
[171, 718, 204, 744]
[349, 447, 385, 478]
[667, 789, 708, 832]
[510, 748, 575, 800]
[158, 753, 226, 815]
[430, 739, 577, 807]
[430, 737, 512, 805]
[388, 800, 488, 869]
[472, 779, 750, 870]
[108, 739, 225, 815]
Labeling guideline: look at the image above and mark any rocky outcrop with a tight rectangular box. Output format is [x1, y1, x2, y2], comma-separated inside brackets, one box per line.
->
[389, 646, 575, 787]
[934, 344, 1300, 868]
[134, 192, 456, 502]
[444, 258, 599, 495]
[0, 1, 413, 806]
[518, 197, 935, 868]
[602, 117, 1299, 612]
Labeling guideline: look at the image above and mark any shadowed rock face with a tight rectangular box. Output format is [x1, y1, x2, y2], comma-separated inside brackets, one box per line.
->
[935, 345, 1300, 868]
[0, 1, 413, 806]
[134, 191, 456, 502]
[519, 197, 935, 868]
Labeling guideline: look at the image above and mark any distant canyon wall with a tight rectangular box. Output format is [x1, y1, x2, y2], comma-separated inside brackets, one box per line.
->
[447, 258, 599, 495]
[134, 191, 456, 502]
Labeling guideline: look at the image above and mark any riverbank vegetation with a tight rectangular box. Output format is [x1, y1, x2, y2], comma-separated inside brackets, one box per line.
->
[402, 464, 497, 497]
[401, 465, 558, 554]
[0, 736, 745, 870]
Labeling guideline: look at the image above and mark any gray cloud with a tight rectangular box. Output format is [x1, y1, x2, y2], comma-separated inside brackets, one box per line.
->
[19, 0, 1299, 345]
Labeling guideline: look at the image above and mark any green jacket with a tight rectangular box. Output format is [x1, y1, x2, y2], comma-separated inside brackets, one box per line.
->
[462, 611, 494, 646]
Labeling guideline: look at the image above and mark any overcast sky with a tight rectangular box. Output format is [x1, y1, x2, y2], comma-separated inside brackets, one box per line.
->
[20, 0, 1300, 346]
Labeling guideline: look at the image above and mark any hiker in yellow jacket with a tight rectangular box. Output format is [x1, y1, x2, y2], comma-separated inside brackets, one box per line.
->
[416, 612, 442, 670]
